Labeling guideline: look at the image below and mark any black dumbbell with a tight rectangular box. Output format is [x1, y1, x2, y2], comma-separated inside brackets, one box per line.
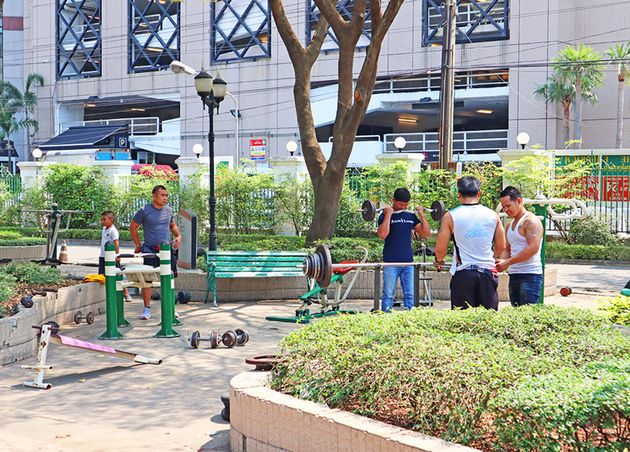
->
[151, 292, 160, 300]
[74, 311, 95, 325]
[176, 291, 191, 304]
[189, 330, 239, 349]
[21, 295, 34, 308]
[220, 393, 230, 421]
[234, 328, 250, 346]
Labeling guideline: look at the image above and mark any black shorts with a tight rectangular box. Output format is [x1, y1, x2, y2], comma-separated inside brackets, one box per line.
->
[450, 268, 499, 311]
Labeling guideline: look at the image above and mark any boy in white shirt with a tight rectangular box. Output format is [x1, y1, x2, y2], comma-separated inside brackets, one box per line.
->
[99, 211, 132, 302]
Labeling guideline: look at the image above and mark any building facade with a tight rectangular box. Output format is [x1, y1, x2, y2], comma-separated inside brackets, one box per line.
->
[15, 0, 630, 168]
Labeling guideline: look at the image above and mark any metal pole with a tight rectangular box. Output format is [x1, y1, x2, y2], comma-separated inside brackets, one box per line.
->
[438, 0, 456, 169]
[155, 244, 179, 338]
[208, 95, 218, 251]
[116, 273, 131, 327]
[99, 243, 123, 340]
[534, 204, 547, 304]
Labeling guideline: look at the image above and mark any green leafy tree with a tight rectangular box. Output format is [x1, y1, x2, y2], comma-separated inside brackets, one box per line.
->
[534, 73, 576, 146]
[606, 42, 630, 149]
[555, 45, 604, 145]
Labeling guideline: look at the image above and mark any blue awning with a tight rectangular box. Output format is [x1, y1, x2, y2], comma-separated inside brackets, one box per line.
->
[39, 125, 126, 151]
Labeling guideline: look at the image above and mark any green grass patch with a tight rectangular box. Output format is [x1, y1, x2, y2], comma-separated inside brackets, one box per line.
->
[271, 306, 630, 450]
[0, 262, 63, 285]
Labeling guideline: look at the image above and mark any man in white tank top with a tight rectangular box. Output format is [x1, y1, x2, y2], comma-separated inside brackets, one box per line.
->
[435, 176, 506, 310]
[496, 186, 544, 306]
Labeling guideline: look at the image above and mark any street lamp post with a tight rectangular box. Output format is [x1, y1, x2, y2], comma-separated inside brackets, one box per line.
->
[194, 70, 227, 251]
[394, 136, 407, 153]
[516, 132, 530, 150]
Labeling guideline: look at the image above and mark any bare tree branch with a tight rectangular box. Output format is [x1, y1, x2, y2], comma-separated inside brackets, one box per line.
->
[269, 0, 305, 66]
[306, 15, 329, 64]
[313, 0, 348, 36]
[370, 0, 382, 32]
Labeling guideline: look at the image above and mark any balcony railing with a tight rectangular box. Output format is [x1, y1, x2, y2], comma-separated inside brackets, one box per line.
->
[60, 116, 160, 135]
[373, 70, 508, 94]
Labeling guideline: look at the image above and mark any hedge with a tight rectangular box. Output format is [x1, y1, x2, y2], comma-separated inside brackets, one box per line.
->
[0, 237, 47, 246]
[546, 242, 630, 261]
[271, 306, 630, 450]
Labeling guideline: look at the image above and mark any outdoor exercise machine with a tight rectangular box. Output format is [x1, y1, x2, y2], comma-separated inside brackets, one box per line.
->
[99, 243, 180, 340]
[359, 199, 447, 222]
[303, 244, 450, 289]
[266, 247, 370, 323]
[21, 203, 88, 265]
[22, 322, 162, 390]
[496, 193, 589, 303]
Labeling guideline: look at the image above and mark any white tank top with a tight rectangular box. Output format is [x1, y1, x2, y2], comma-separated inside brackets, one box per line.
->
[507, 212, 543, 275]
[449, 204, 498, 275]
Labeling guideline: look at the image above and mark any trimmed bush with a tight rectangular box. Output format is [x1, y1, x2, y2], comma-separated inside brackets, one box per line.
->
[0, 237, 47, 246]
[568, 215, 621, 246]
[0, 262, 63, 285]
[0, 230, 22, 240]
[546, 242, 630, 261]
[271, 306, 630, 450]
[599, 295, 630, 326]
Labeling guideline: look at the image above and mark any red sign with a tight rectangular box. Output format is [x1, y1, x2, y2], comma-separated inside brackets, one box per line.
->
[566, 175, 629, 201]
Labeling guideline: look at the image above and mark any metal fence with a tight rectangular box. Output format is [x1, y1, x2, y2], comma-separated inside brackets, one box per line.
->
[549, 165, 630, 234]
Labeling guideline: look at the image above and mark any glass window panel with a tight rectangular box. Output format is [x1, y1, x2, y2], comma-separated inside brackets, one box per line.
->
[56, 0, 102, 79]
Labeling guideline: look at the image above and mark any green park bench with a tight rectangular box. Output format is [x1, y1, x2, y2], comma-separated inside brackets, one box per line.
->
[205, 250, 308, 305]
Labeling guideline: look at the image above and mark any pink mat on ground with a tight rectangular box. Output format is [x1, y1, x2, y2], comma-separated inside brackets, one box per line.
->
[59, 335, 117, 354]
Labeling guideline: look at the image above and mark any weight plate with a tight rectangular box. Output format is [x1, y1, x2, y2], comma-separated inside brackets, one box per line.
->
[315, 245, 332, 289]
[86, 312, 95, 325]
[20, 295, 34, 308]
[430, 200, 446, 222]
[44, 321, 60, 335]
[222, 330, 237, 348]
[151, 292, 160, 300]
[74, 311, 82, 324]
[361, 200, 377, 221]
[177, 291, 191, 304]
[245, 355, 278, 371]
[190, 330, 201, 349]
[210, 330, 220, 349]
[234, 328, 249, 346]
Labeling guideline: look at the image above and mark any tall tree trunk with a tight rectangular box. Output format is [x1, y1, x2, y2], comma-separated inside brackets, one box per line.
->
[616, 74, 625, 149]
[562, 100, 571, 147]
[574, 78, 582, 147]
[306, 167, 346, 242]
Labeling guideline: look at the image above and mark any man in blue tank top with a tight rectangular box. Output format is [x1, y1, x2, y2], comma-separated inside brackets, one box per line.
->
[377, 188, 431, 312]
[435, 176, 505, 310]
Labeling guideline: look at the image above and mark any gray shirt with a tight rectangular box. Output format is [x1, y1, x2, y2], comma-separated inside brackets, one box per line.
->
[132, 203, 174, 248]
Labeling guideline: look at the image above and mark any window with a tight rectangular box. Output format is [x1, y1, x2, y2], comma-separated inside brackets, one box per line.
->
[129, 0, 180, 73]
[211, 0, 271, 63]
[306, 0, 371, 52]
[423, 0, 509, 46]
[57, 0, 101, 79]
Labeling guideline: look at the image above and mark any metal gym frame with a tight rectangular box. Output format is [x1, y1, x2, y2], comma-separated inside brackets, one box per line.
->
[56, 0, 102, 79]
[422, 0, 509, 46]
[128, 0, 181, 73]
[211, 0, 271, 63]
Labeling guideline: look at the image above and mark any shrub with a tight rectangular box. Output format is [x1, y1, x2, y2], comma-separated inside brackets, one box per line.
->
[271, 306, 630, 450]
[568, 215, 621, 246]
[0, 272, 16, 302]
[546, 242, 630, 261]
[491, 359, 630, 451]
[0, 230, 22, 240]
[599, 295, 630, 325]
[0, 262, 63, 285]
[0, 237, 47, 246]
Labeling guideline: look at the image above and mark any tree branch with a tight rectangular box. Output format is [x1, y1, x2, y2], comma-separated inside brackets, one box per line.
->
[269, 0, 306, 66]
[306, 15, 329, 64]
[370, 0, 382, 32]
[313, 0, 347, 36]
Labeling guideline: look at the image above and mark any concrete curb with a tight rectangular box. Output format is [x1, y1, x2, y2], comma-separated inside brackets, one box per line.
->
[230, 371, 479, 452]
[0, 282, 105, 365]
[0, 245, 46, 261]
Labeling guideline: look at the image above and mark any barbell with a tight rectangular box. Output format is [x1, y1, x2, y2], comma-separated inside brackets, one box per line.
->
[303, 245, 449, 288]
[360, 200, 447, 222]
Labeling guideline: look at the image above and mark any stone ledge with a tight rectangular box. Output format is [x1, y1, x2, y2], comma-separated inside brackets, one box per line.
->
[0, 282, 105, 365]
[230, 371, 479, 452]
[0, 245, 46, 261]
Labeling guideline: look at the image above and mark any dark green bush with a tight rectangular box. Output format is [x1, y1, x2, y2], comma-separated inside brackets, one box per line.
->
[491, 359, 630, 451]
[568, 216, 621, 246]
[0, 237, 47, 246]
[0, 262, 63, 285]
[546, 242, 630, 261]
[271, 306, 630, 450]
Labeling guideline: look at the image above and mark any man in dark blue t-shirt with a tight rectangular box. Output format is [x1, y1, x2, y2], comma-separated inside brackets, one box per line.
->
[377, 188, 431, 312]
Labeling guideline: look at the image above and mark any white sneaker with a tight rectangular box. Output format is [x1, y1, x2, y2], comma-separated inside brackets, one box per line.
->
[124, 295, 133, 302]
[175, 311, 180, 319]
[140, 308, 151, 320]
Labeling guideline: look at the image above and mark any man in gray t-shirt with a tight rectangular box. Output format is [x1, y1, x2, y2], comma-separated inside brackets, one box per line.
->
[130, 185, 182, 320]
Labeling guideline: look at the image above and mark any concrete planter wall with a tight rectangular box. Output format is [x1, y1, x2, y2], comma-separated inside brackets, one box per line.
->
[0, 245, 46, 261]
[175, 268, 557, 303]
[0, 282, 105, 365]
[230, 371, 479, 452]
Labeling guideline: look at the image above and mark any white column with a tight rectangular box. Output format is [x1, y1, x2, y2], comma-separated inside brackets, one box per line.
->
[93, 160, 134, 185]
[17, 161, 49, 189]
[269, 156, 309, 184]
[376, 153, 426, 175]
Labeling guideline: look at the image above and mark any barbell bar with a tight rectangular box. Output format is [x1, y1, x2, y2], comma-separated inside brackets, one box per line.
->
[360, 200, 447, 222]
[303, 245, 449, 288]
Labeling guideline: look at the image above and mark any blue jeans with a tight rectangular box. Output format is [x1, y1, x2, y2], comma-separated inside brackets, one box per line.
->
[381, 266, 414, 312]
[509, 273, 543, 306]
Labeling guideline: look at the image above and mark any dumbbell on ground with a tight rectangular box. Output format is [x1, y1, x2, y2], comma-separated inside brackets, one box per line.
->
[189, 329, 250, 349]
[74, 310, 95, 325]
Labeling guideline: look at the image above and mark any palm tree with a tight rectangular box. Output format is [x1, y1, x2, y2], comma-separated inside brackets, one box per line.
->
[606, 42, 630, 149]
[0, 79, 41, 173]
[534, 71, 597, 147]
[555, 44, 604, 146]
